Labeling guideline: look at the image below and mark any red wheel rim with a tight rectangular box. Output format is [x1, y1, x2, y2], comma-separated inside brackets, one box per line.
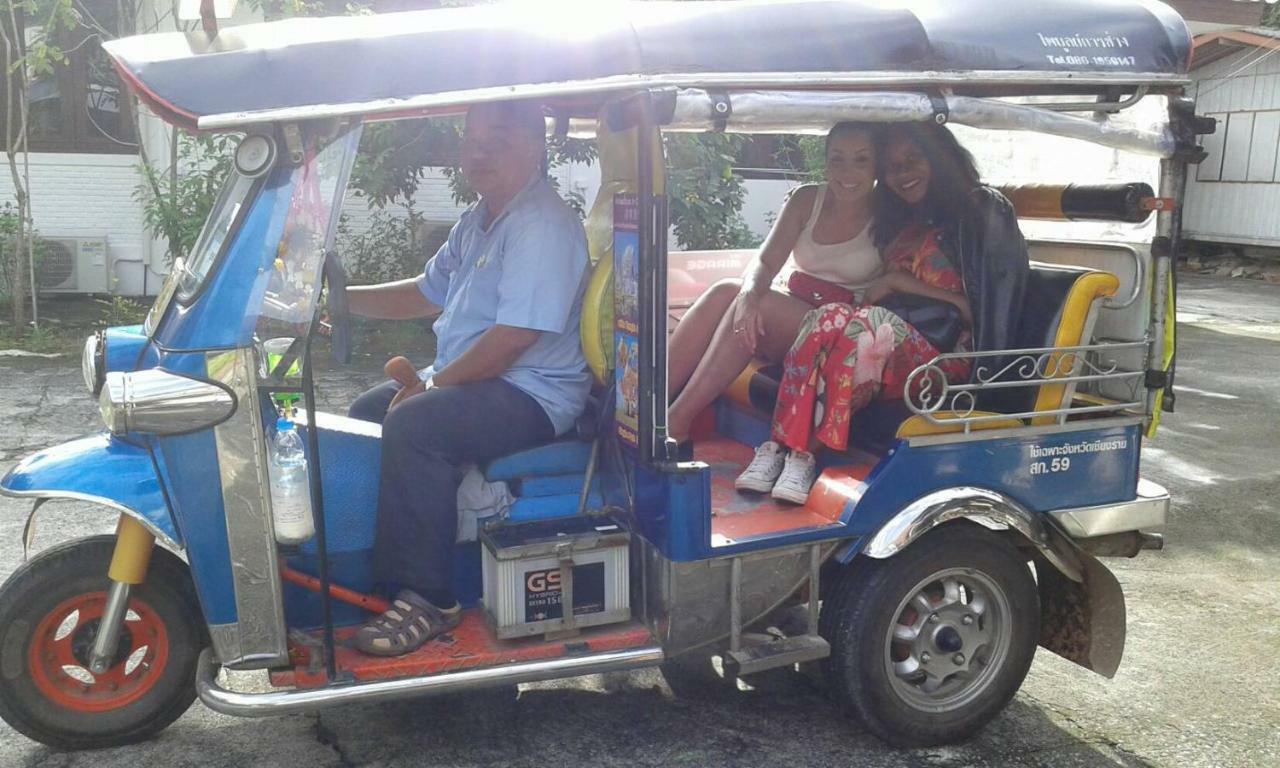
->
[27, 591, 171, 713]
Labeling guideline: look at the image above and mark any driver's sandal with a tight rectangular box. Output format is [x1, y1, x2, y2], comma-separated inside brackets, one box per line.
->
[353, 589, 461, 656]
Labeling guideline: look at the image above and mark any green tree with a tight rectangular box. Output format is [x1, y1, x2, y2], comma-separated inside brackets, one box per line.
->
[665, 133, 759, 249]
[135, 132, 239, 264]
[1264, 2, 1280, 29]
[0, 0, 81, 335]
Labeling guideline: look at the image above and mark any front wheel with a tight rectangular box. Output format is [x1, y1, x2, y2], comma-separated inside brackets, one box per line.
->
[820, 525, 1039, 747]
[0, 535, 205, 750]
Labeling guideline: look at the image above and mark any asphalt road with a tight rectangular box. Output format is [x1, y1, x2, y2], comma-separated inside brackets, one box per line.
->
[0, 273, 1275, 767]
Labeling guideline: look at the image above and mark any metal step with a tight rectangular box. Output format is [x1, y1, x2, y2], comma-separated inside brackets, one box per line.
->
[723, 634, 830, 677]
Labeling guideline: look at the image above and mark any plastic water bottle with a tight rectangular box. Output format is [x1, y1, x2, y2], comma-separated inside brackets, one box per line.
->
[269, 416, 314, 545]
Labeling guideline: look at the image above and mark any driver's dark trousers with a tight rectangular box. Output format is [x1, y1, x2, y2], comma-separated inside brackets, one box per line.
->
[349, 378, 554, 608]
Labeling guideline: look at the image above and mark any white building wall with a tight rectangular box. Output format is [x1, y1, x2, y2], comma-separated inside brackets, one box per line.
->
[0, 153, 151, 294]
[1184, 46, 1280, 247]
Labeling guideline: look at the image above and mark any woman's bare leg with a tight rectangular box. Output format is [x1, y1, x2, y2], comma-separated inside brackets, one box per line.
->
[668, 289, 814, 441]
[667, 279, 741, 400]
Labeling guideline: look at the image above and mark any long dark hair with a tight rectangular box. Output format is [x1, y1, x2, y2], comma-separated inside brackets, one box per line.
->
[872, 122, 981, 250]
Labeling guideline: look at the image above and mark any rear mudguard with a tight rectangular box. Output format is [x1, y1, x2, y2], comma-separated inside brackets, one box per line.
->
[0, 433, 181, 552]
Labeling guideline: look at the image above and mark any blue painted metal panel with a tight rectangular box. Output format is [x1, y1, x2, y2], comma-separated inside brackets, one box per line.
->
[0, 433, 180, 545]
[296, 422, 380, 554]
[155, 431, 237, 625]
[845, 424, 1142, 538]
[634, 465, 709, 562]
[103, 324, 156, 372]
[633, 423, 1141, 562]
[151, 168, 294, 352]
[279, 419, 485, 627]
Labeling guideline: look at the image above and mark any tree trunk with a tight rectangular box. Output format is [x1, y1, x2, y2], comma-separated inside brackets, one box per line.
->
[0, 6, 26, 336]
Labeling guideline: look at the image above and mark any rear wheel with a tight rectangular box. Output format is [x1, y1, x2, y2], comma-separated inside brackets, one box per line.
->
[820, 525, 1039, 747]
[0, 536, 205, 750]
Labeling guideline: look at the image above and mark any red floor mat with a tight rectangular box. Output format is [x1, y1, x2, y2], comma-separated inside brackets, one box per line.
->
[272, 613, 655, 689]
[697, 437, 869, 547]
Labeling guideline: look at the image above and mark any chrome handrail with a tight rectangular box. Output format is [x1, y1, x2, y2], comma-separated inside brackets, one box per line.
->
[903, 341, 1147, 432]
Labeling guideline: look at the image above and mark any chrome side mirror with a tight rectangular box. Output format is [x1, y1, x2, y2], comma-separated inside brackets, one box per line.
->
[99, 369, 236, 436]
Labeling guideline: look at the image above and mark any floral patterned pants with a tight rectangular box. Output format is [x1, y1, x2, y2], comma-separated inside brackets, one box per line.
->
[770, 303, 970, 452]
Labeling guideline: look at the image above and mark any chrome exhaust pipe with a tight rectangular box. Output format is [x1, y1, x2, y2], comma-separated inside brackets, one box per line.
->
[196, 645, 665, 717]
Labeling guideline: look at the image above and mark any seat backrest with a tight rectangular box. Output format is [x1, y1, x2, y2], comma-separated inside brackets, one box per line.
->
[1018, 262, 1120, 424]
[579, 121, 665, 386]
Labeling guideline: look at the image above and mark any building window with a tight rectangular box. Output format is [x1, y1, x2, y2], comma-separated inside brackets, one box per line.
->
[1197, 110, 1280, 184]
[3, 0, 137, 155]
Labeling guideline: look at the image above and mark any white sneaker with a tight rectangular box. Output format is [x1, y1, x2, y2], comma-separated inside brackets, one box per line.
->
[735, 441, 786, 492]
[771, 451, 817, 504]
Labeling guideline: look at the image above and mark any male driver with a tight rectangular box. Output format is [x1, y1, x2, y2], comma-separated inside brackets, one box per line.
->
[345, 101, 590, 656]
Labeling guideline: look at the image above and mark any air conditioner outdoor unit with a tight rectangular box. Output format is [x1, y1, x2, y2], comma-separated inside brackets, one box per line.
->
[36, 237, 110, 294]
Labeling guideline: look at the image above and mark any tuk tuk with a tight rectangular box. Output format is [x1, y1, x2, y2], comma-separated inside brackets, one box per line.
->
[0, 0, 1205, 751]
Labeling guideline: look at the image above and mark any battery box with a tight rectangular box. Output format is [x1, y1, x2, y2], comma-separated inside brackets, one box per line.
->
[480, 515, 631, 639]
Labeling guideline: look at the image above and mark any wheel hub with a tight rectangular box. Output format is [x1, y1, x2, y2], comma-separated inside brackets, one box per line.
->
[70, 619, 134, 670]
[885, 569, 1012, 712]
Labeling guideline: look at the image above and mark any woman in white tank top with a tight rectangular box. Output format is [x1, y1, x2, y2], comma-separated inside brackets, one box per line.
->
[668, 122, 884, 441]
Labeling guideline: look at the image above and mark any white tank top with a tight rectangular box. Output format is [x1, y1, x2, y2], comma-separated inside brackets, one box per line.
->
[791, 184, 881, 289]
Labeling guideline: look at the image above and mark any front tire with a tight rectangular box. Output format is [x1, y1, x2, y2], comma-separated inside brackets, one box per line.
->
[820, 525, 1039, 747]
[0, 536, 205, 750]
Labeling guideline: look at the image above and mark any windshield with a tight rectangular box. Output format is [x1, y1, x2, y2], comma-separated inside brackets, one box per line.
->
[177, 168, 258, 301]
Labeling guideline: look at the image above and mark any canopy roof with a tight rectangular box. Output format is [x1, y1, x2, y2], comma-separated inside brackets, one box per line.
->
[106, 0, 1193, 130]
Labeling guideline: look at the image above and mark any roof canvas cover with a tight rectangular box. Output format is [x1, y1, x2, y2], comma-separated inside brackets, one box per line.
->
[105, 0, 1193, 129]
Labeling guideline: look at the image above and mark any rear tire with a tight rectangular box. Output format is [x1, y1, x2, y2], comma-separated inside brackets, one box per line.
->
[0, 536, 205, 750]
[820, 525, 1039, 747]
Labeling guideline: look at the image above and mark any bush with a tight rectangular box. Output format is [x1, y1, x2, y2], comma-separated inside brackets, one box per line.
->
[0, 203, 51, 306]
[335, 206, 436, 285]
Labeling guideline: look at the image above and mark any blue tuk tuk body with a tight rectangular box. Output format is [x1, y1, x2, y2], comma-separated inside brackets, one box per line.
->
[0, 0, 1192, 751]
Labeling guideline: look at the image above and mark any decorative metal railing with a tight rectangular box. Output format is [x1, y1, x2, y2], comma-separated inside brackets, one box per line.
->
[903, 340, 1147, 432]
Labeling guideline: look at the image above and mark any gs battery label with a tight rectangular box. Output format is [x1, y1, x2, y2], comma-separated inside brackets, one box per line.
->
[524, 562, 605, 623]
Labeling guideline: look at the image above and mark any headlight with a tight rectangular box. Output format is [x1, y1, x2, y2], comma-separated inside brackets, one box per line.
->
[99, 369, 236, 435]
[82, 331, 105, 396]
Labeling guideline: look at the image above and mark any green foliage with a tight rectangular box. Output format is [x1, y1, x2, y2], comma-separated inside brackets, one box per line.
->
[95, 295, 147, 326]
[0, 203, 52, 302]
[335, 206, 433, 285]
[665, 133, 760, 250]
[351, 119, 462, 208]
[775, 135, 827, 183]
[134, 132, 239, 264]
[1265, 3, 1280, 29]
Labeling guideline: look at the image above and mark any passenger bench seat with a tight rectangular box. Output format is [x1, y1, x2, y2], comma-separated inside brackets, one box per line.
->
[896, 262, 1119, 436]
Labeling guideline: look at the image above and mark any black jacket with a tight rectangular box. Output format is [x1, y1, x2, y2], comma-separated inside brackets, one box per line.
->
[947, 187, 1030, 412]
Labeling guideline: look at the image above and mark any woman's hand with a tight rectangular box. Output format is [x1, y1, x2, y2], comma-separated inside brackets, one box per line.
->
[951, 294, 974, 327]
[862, 271, 901, 305]
[731, 291, 767, 355]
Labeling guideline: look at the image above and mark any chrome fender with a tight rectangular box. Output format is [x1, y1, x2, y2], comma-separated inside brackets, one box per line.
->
[861, 486, 1081, 581]
[0, 433, 181, 554]
[860, 486, 1125, 678]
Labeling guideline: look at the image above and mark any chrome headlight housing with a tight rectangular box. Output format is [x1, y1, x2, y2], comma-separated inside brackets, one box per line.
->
[99, 369, 236, 436]
[82, 331, 106, 396]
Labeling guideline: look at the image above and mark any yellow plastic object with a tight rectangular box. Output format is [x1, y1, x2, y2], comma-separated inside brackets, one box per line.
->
[895, 412, 1025, 438]
[726, 359, 768, 411]
[998, 185, 1067, 220]
[580, 253, 615, 384]
[107, 514, 157, 585]
[580, 116, 666, 385]
[1146, 269, 1176, 438]
[1031, 271, 1120, 425]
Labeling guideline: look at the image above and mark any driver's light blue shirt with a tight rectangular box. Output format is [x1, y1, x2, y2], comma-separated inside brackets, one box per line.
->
[415, 176, 590, 436]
